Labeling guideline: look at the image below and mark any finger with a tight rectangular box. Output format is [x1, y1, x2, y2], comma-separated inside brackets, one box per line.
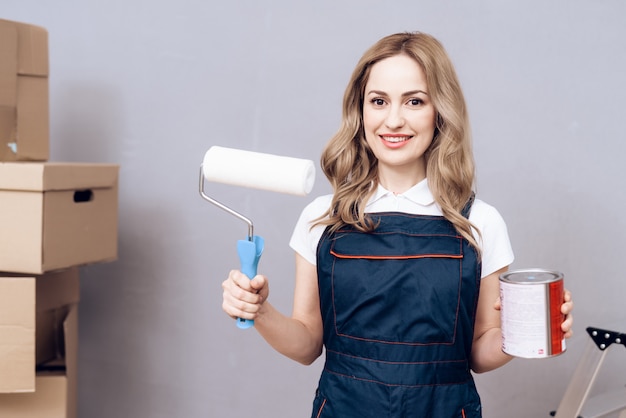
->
[223, 278, 263, 305]
[563, 288, 572, 303]
[561, 300, 574, 315]
[222, 289, 262, 319]
[563, 327, 574, 339]
[229, 269, 256, 292]
[561, 314, 574, 338]
[250, 275, 268, 293]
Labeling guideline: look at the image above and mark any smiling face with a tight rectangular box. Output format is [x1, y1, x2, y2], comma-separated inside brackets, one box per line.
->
[363, 54, 437, 192]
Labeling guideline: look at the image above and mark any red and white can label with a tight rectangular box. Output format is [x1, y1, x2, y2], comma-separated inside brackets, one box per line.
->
[500, 269, 566, 358]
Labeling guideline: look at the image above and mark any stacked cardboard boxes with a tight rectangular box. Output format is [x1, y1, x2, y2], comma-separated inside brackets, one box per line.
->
[0, 18, 119, 417]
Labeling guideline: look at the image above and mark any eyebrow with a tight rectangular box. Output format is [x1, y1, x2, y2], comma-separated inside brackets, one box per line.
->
[366, 89, 429, 96]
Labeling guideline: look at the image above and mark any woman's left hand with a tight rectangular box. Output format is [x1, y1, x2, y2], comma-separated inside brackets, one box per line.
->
[561, 288, 574, 339]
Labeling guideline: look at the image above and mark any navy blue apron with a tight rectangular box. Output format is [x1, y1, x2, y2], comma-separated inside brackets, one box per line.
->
[312, 198, 482, 418]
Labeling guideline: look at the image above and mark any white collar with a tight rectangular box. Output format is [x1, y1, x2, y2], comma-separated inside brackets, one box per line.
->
[366, 178, 436, 208]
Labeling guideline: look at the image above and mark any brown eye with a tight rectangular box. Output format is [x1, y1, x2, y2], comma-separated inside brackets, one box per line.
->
[371, 98, 385, 106]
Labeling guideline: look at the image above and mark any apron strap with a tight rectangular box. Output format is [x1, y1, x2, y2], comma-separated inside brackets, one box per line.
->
[461, 192, 476, 219]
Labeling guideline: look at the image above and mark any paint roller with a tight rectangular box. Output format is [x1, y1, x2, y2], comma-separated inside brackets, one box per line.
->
[199, 146, 316, 329]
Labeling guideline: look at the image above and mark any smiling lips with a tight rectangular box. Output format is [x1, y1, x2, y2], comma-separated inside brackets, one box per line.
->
[380, 135, 412, 147]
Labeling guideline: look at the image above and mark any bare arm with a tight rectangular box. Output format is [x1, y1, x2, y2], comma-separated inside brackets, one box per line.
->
[222, 253, 323, 365]
[470, 267, 513, 373]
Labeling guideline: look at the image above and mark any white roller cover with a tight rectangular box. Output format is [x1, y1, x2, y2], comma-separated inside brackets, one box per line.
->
[202, 146, 315, 196]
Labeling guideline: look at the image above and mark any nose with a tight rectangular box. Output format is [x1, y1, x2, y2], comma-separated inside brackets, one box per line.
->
[384, 105, 405, 129]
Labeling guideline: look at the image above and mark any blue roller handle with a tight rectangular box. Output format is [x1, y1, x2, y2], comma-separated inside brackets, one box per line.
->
[236, 235, 264, 329]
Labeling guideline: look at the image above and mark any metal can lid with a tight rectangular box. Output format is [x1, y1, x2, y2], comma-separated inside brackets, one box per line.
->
[499, 268, 563, 284]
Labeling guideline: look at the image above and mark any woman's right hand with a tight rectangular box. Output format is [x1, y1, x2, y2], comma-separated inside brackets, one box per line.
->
[221, 270, 269, 321]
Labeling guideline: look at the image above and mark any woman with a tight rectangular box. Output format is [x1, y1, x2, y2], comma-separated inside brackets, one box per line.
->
[221, 32, 574, 417]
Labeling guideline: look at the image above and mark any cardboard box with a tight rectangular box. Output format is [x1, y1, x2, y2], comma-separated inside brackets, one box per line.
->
[0, 268, 79, 394]
[0, 19, 49, 162]
[0, 277, 35, 393]
[0, 162, 119, 273]
[35, 268, 80, 365]
[0, 304, 78, 418]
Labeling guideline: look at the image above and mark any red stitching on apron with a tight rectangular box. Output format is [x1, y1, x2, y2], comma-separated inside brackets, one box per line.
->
[315, 399, 327, 418]
[330, 250, 463, 260]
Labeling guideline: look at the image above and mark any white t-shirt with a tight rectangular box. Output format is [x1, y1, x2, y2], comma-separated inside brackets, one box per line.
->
[289, 179, 514, 279]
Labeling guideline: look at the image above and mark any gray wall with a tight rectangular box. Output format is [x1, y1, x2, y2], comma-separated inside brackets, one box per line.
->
[3, 1, 626, 417]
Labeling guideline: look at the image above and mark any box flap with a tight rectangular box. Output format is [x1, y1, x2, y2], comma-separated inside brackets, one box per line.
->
[0, 162, 119, 191]
[0, 19, 48, 77]
[14, 76, 49, 161]
[0, 20, 18, 107]
[15, 21, 48, 77]
[37, 268, 80, 311]
[35, 303, 77, 376]
[0, 277, 35, 393]
[36, 307, 66, 365]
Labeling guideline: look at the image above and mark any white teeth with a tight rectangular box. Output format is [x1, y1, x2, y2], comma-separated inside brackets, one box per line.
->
[382, 136, 410, 143]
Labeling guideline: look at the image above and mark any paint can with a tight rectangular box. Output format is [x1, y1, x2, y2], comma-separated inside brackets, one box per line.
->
[499, 269, 566, 358]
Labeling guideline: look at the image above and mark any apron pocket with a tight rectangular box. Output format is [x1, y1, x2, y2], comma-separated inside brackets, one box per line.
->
[329, 230, 464, 345]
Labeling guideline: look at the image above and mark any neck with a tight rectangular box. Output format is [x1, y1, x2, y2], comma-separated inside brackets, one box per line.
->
[377, 167, 426, 195]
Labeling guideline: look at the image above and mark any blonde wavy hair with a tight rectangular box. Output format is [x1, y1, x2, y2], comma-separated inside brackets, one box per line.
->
[316, 32, 479, 250]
